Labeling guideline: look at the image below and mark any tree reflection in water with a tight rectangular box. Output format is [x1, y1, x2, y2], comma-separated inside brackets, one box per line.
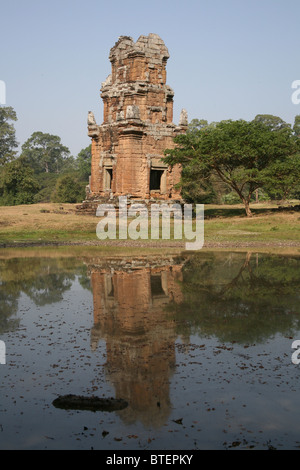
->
[0, 257, 89, 334]
[167, 251, 300, 344]
[0, 251, 299, 432]
[86, 252, 300, 426]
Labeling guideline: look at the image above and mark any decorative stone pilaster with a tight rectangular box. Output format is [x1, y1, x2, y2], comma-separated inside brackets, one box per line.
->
[77, 34, 187, 214]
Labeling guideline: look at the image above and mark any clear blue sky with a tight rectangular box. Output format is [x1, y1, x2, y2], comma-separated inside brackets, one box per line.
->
[1, 0, 299, 156]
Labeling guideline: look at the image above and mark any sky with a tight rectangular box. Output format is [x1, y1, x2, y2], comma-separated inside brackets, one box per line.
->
[1, 0, 300, 156]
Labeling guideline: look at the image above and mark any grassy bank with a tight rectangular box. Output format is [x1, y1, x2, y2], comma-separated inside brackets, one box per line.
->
[0, 201, 299, 248]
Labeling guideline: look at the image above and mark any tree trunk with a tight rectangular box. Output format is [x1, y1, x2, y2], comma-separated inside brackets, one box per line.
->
[243, 199, 252, 217]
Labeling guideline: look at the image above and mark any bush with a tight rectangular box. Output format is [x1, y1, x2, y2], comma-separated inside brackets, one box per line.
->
[221, 191, 241, 205]
[33, 173, 58, 202]
[0, 158, 40, 205]
[52, 174, 86, 203]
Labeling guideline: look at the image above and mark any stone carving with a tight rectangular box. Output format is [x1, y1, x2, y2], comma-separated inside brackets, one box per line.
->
[179, 109, 188, 127]
[126, 105, 140, 120]
[87, 111, 97, 126]
[78, 34, 187, 213]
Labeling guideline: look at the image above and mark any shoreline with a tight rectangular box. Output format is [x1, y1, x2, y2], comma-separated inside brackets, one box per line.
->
[0, 239, 299, 249]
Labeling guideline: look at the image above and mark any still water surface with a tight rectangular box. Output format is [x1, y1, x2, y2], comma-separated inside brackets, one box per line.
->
[0, 250, 299, 449]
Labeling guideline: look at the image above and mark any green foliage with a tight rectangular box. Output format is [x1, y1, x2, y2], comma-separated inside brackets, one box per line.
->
[253, 114, 291, 131]
[0, 257, 88, 333]
[33, 172, 59, 203]
[293, 115, 300, 138]
[21, 131, 70, 174]
[31, 146, 90, 203]
[52, 173, 86, 203]
[75, 144, 91, 181]
[187, 118, 209, 134]
[0, 106, 18, 166]
[164, 118, 298, 216]
[0, 157, 40, 205]
[179, 159, 217, 203]
[48, 145, 91, 203]
[167, 252, 300, 344]
[0, 113, 91, 205]
[221, 191, 241, 205]
[263, 154, 300, 200]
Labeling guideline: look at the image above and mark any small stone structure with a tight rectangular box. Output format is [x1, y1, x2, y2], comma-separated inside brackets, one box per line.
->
[77, 34, 187, 214]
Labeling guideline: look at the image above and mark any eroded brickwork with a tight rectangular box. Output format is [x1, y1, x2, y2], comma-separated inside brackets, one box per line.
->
[79, 34, 187, 213]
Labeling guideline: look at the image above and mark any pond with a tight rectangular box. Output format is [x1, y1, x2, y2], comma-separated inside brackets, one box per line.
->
[0, 249, 299, 450]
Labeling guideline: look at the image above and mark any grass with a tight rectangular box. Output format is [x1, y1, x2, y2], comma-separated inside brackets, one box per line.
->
[204, 211, 300, 242]
[0, 201, 299, 247]
[0, 203, 97, 243]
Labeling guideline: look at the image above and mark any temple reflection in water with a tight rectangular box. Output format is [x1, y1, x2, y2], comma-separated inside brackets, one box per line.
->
[87, 255, 186, 427]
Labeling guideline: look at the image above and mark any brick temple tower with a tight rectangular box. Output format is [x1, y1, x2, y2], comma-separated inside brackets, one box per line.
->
[78, 34, 187, 214]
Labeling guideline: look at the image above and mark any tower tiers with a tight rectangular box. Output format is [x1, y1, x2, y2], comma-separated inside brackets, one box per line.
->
[79, 34, 187, 214]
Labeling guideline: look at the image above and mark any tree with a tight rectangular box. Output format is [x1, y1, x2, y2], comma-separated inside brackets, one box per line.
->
[0, 106, 18, 165]
[76, 144, 91, 180]
[168, 252, 300, 344]
[293, 115, 300, 138]
[263, 154, 300, 201]
[253, 114, 290, 131]
[0, 157, 40, 205]
[187, 119, 209, 134]
[164, 119, 298, 216]
[52, 174, 86, 203]
[21, 131, 70, 174]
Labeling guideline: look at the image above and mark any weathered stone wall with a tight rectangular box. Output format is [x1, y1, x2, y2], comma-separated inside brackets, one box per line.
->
[81, 34, 186, 211]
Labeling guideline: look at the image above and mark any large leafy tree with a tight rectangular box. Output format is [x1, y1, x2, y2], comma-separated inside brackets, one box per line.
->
[164, 118, 298, 216]
[0, 156, 40, 205]
[253, 114, 290, 131]
[0, 106, 18, 165]
[168, 252, 300, 344]
[293, 115, 300, 138]
[21, 131, 70, 174]
[75, 144, 91, 180]
[263, 154, 300, 201]
[52, 174, 86, 203]
[262, 115, 300, 200]
[188, 118, 209, 134]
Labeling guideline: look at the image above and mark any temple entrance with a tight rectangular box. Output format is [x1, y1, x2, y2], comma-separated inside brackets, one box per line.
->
[150, 169, 164, 192]
[104, 168, 113, 190]
[151, 274, 165, 297]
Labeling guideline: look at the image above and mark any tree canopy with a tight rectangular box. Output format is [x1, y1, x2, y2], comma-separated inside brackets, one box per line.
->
[0, 106, 18, 166]
[293, 115, 300, 137]
[75, 144, 91, 180]
[21, 131, 70, 174]
[164, 118, 299, 216]
[0, 157, 40, 205]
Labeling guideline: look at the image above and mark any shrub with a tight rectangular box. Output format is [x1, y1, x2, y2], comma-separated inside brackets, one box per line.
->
[0, 158, 40, 205]
[52, 174, 86, 203]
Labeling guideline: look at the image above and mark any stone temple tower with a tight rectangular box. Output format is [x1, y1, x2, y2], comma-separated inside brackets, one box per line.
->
[78, 34, 187, 214]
